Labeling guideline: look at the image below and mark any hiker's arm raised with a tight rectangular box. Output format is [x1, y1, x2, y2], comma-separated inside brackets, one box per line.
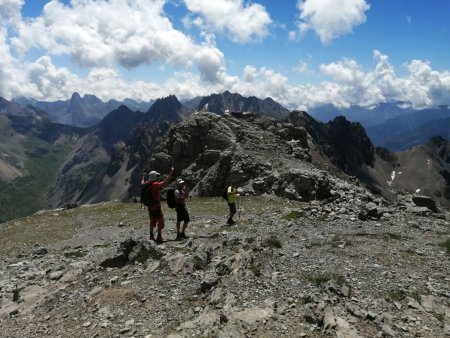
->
[160, 167, 175, 187]
[141, 170, 149, 184]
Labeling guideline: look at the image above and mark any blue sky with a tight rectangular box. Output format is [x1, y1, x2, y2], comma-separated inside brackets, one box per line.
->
[1, 0, 450, 110]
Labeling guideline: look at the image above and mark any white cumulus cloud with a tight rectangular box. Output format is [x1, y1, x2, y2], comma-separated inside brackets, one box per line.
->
[297, 0, 370, 44]
[0, 0, 23, 23]
[1, 0, 236, 99]
[194, 46, 227, 83]
[11, 0, 200, 68]
[183, 0, 272, 43]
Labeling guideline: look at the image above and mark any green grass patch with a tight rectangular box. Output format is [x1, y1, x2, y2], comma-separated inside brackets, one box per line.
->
[282, 210, 303, 221]
[387, 290, 407, 301]
[267, 235, 282, 249]
[248, 264, 262, 277]
[334, 274, 347, 286]
[439, 238, 450, 254]
[93, 242, 112, 248]
[193, 256, 205, 270]
[308, 273, 332, 287]
[172, 246, 193, 254]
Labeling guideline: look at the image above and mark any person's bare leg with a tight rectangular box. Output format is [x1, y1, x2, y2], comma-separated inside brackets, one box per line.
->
[149, 219, 156, 240]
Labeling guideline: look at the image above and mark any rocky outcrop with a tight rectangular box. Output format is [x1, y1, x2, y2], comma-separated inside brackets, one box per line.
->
[149, 112, 332, 201]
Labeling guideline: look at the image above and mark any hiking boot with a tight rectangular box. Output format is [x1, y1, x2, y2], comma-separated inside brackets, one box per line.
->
[175, 233, 182, 241]
[150, 234, 155, 241]
[180, 232, 188, 239]
[155, 235, 165, 244]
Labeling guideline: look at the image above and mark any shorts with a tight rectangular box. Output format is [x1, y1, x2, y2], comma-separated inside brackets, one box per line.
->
[228, 203, 236, 213]
[149, 208, 163, 220]
[176, 204, 190, 223]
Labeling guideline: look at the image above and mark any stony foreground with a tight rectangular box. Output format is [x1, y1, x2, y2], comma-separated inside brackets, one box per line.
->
[0, 197, 449, 337]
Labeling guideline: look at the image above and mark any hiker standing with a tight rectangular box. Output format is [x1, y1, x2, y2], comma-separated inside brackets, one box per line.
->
[142, 167, 174, 243]
[175, 179, 190, 240]
[226, 181, 239, 225]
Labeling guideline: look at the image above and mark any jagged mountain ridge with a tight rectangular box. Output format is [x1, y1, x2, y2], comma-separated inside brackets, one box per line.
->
[148, 111, 450, 209]
[48, 95, 185, 207]
[310, 102, 450, 152]
[196, 91, 290, 120]
[0, 96, 52, 122]
[2, 93, 450, 221]
[14, 93, 154, 127]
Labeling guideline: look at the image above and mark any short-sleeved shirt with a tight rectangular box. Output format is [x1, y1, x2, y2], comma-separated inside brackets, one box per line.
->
[227, 186, 237, 204]
[148, 181, 162, 210]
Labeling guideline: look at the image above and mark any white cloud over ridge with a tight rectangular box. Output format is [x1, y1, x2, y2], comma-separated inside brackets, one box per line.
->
[297, 0, 370, 44]
[0, 1, 449, 111]
[183, 0, 272, 44]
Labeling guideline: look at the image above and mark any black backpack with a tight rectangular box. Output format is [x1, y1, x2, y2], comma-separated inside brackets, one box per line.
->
[222, 187, 229, 201]
[166, 188, 176, 208]
[140, 182, 156, 207]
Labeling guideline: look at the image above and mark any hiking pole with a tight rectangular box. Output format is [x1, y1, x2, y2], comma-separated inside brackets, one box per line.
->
[237, 195, 241, 224]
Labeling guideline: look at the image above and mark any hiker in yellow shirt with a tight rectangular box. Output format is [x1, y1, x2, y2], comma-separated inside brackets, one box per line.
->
[226, 181, 239, 225]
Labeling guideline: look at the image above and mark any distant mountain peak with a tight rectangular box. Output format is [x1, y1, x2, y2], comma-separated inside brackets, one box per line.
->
[146, 95, 186, 123]
[70, 92, 82, 101]
[196, 92, 289, 120]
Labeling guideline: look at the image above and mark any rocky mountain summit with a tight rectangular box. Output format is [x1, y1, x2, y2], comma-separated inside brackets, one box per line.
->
[0, 194, 448, 337]
[196, 91, 290, 120]
[148, 111, 450, 210]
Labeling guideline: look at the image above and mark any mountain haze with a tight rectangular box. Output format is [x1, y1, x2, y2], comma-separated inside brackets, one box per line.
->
[366, 106, 450, 150]
[377, 117, 450, 152]
[309, 101, 414, 128]
[14, 93, 154, 127]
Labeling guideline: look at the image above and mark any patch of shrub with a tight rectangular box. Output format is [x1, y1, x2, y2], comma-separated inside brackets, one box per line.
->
[439, 238, 450, 254]
[63, 250, 87, 258]
[267, 235, 282, 249]
[387, 289, 407, 301]
[282, 210, 302, 221]
[309, 273, 332, 287]
[249, 264, 262, 277]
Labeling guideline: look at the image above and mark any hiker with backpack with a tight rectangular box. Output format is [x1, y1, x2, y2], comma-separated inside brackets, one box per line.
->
[225, 180, 239, 225]
[141, 167, 174, 244]
[174, 179, 190, 240]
